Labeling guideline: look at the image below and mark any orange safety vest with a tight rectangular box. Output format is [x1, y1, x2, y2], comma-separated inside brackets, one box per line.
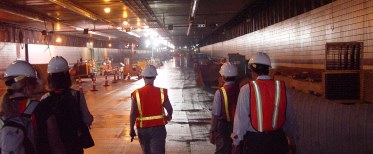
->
[219, 84, 239, 122]
[249, 80, 287, 132]
[131, 85, 168, 128]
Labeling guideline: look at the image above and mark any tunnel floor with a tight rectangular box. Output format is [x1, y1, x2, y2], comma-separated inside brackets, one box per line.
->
[81, 59, 215, 153]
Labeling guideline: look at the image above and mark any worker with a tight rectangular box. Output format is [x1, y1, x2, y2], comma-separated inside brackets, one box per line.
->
[0, 60, 41, 154]
[129, 65, 173, 154]
[209, 62, 239, 153]
[231, 52, 296, 154]
[37, 56, 94, 153]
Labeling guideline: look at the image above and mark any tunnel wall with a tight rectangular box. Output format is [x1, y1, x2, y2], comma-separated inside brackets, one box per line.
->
[200, 0, 373, 70]
[288, 89, 373, 153]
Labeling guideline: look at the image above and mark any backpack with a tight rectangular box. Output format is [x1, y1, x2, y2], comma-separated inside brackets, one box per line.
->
[0, 100, 38, 154]
[47, 90, 94, 150]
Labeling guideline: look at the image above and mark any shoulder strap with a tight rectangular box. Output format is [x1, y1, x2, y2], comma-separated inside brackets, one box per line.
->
[3, 119, 27, 132]
[22, 99, 39, 118]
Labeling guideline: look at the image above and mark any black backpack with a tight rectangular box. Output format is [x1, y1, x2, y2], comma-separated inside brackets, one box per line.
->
[0, 100, 38, 154]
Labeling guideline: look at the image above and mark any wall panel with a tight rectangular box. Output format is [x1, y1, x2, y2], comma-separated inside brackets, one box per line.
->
[201, 0, 372, 70]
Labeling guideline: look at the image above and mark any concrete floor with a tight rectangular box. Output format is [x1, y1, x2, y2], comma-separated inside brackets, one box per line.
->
[80, 58, 216, 154]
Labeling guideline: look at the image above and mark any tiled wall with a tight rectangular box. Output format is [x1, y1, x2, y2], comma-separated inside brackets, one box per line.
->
[200, 0, 372, 70]
[0, 43, 123, 70]
[0, 43, 20, 70]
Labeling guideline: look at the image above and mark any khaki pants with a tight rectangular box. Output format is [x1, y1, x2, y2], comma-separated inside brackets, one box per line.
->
[137, 125, 167, 154]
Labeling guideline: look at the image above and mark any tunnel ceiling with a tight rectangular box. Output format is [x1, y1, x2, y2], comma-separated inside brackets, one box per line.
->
[0, 0, 255, 47]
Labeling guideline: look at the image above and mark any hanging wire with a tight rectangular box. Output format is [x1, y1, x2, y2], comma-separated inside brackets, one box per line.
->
[330, 0, 335, 31]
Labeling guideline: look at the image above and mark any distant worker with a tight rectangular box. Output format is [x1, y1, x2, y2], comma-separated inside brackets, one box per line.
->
[0, 60, 41, 154]
[130, 65, 173, 154]
[37, 56, 94, 153]
[209, 62, 239, 153]
[231, 52, 296, 154]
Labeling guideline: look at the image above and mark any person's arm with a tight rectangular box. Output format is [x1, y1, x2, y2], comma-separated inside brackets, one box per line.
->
[210, 90, 221, 144]
[130, 96, 137, 139]
[47, 115, 67, 154]
[163, 98, 173, 121]
[79, 92, 94, 126]
[284, 88, 297, 147]
[231, 84, 250, 146]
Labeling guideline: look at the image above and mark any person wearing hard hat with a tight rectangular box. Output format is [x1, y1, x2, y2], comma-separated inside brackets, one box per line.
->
[209, 62, 239, 154]
[0, 60, 41, 154]
[37, 56, 94, 153]
[231, 52, 296, 154]
[129, 65, 173, 154]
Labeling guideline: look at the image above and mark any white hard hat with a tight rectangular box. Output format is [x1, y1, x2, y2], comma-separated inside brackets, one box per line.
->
[219, 62, 238, 77]
[4, 60, 37, 78]
[248, 52, 271, 67]
[48, 56, 69, 73]
[141, 65, 158, 77]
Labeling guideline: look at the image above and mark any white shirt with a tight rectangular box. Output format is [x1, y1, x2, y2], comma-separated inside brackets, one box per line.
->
[211, 81, 235, 116]
[231, 75, 297, 145]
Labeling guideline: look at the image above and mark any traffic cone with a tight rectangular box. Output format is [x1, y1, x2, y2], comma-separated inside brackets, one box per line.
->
[127, 73, 131, 80]
[112, 70, 117, 83]
[103, 71, 110, 86]
[91, 73, 98, 91]
[78, 76, 83, 92]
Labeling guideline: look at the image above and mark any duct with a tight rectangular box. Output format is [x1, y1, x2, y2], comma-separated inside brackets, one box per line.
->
[187, 0, 199, 36]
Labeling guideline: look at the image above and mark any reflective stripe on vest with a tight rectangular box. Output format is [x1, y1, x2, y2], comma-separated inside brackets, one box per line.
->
[251, 80, 281, 132]
[135, 88, 165, 128]
[220, 87, 230, 122]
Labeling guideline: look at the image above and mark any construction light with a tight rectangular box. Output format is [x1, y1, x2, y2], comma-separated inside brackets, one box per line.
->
[123, 21, 129, 26]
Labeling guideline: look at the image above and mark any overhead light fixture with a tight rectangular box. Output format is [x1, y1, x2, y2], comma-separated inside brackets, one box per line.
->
[108, 43, 112, 47]
[104, 7, 111, 13]
[187, 0, 200, 36]
[56, 37, 62, 43]
[123, 11, 128, 18]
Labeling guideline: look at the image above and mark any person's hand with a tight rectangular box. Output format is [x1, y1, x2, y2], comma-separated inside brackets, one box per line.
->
[130, 129, 136, 142]
[230, 132, 239, 146]
[209, 131, 216, 145]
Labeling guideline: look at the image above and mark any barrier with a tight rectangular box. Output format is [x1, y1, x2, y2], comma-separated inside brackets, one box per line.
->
[90, 73, 98, 91]
[78, 76, 83, 92]
[288, 89, 373, 153]
[103, 71, 110, 86]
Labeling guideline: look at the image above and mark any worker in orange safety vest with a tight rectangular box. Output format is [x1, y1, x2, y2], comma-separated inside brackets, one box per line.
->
[231, 52, 297, 154]
[209, 62, 239, 154]
[130, 65, 173, 154]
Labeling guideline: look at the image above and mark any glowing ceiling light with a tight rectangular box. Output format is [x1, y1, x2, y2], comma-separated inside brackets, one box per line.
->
[56, 37, 62, 43]
[104, 7, 111, 13]
[123, 11, 128, 18]
[108, 43, 112, 47]
[55, 22, 61, 30]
